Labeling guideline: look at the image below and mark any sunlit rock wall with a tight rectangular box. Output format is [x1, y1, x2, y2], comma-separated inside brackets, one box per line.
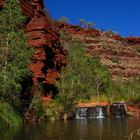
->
[20, 0, 67, 98]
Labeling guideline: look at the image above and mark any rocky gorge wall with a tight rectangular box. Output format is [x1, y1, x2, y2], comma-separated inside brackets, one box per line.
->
[0, 0, 67, 99]
[1, 0, 140, 97]
[20, 0, 67, 98]
[58, 23, 140, 80]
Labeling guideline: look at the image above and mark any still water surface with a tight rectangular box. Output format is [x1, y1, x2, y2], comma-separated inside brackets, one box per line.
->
[0, 117, 140, 140]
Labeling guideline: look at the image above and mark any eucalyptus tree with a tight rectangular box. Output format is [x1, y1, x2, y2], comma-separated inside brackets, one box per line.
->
[0, 0, 32, 106]
[126, 77, 140, 102]
[57, 41, 112, 104]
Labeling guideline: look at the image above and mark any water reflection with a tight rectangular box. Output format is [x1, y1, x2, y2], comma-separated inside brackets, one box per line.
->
[0, 127, 21, 140]
[0, 118, 140, 140]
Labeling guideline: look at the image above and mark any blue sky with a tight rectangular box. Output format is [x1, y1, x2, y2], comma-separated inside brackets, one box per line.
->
[44, 0, 140, 37]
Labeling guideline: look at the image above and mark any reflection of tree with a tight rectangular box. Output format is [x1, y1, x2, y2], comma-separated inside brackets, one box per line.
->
[0, 127, 21, 140]
[97, 119, 103, 140]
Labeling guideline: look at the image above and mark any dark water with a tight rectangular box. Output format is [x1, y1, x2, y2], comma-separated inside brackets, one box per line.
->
[1, 117, 140, 140]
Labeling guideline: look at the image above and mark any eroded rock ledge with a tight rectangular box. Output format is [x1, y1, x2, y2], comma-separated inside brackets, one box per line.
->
[58, 23, 140, 80]
[20, 0, 67, 98]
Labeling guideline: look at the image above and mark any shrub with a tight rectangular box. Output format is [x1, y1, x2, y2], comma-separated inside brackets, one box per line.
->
[135, 46, 140, 53]
[111, 56, 121, 64]
[0, 101, 22, 128]
[30, 92, 44, 120]
[43, 101, 61, 121]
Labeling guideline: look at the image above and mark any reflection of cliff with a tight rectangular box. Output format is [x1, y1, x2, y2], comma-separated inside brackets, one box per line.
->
[20, 0, 67, 97]
[58, 23, 140, 80]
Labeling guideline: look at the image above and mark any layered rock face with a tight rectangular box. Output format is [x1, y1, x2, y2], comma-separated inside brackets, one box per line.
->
[20, 0, 66, 97]
[1, 0, 140, 95]
[125, 37, 140, 45]
[58, 23, 140, 80]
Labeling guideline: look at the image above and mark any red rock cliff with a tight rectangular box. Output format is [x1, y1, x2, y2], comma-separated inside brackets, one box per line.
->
[0, 0, 4, 9]
[20, 0, 67, 98]
[58, 23, 140, 81]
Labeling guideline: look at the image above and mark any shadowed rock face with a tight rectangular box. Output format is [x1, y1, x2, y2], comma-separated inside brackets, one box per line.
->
[0, 0, 4, 9]
[125, 37, 140, 45]
[20, 0, 67, 98]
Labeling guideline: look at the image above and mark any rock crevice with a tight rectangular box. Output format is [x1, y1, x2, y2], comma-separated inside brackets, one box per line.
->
[20, 0, 67, 97]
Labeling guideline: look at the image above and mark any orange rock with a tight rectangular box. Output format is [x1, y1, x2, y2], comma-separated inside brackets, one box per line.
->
[78, 102, 109, 108]
[20, 0, 67, 97]
[42, 96, 52, 102]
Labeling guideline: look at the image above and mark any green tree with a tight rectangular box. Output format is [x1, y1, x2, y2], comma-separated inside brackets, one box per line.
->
[29, 92, 44, 120]
[79, 19, 85, 27]
[56, 42, 93, 101]
[86, 22, 95, 29]
[0, 101, 21, 128]
[56, 93, 76, 120]
[57, 40, 112, 105]
[126, 77, 140, 102]
[0, 0, 32, 127]
[59, 16, 69, 23]
[0, 0, 32, 107]
[89, 58, 112, 104]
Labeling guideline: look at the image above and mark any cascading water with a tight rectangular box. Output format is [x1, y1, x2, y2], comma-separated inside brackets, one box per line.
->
[96, 107, 104, 118]
[75, 108, 88, 119]
[110, 103, 126, 118]
[75, 106, 106, 119]
[75, 104, 126, 119]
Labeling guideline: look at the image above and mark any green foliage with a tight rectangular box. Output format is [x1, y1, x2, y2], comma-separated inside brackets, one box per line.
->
[79, 19, 95, 29]
[31, 92, 44, 119]
[106, 77, 140, 103]
[59, 16, 69, 23]
[90, 57, 112, 103]
[135, 46, 140, 53]
[104, 30, 118, 37]
[0, 100, 21, 128]
[43, 101, 61, 121]
[106, 79, 126, 103]
[59, 30, 67, 39]
[26, 92, 61, 121]
[125, 77, 140, 103]
[0, 0, 32, 107]
[0, 0, 26, 32]
[57, 41, 112, 104]
[79, 19, 85, 26]
[59, 29, 71, 41]
[111, 56, 121, 64]
[0, 0, 32, 127]
[86, 22, 95, 29]
[56, 93, 77, 114]
[58, 31, 140, 107]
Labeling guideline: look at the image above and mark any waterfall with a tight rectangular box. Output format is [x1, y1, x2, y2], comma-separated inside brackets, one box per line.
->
[96, 107, 104, 118]
[75, 108, 88, 119]
[75, 106, 106, 119]
[110, 103, 126, 118]
[75, 104, 126, 119]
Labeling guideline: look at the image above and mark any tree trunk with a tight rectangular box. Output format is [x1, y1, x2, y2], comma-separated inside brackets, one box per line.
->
[132, 89, 135, 99]
[97, 84, 100, 105]
[64, 113, 68, 120]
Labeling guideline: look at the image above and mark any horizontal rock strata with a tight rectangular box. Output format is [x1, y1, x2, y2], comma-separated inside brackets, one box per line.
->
[20, 0, 67, 97]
